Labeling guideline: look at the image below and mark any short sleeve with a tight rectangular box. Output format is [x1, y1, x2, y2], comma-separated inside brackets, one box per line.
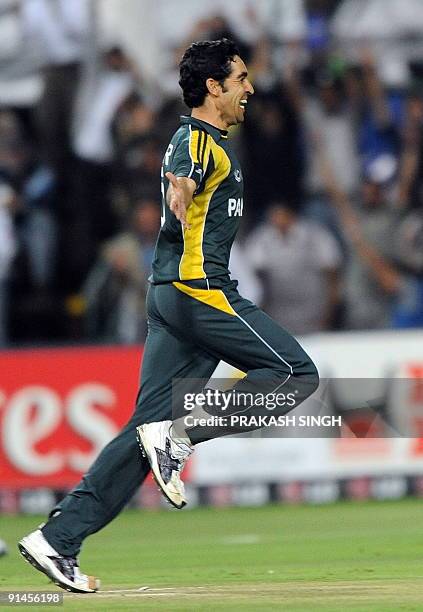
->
[171, 127, 211, 194]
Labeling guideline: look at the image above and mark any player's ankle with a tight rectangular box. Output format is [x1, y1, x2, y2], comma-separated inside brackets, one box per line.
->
[169, 424, 193, 452]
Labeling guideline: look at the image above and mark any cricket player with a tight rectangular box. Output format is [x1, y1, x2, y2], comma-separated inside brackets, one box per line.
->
[18, 39, 319, 593]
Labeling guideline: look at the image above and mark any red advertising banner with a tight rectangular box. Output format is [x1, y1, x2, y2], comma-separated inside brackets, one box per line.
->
[0, 346, 143, 488]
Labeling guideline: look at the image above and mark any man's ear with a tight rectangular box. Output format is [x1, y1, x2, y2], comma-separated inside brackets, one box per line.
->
[206, 77, 222, 97]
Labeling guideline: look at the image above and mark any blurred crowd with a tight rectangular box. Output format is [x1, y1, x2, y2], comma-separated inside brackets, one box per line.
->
[1, 0, 423, 347]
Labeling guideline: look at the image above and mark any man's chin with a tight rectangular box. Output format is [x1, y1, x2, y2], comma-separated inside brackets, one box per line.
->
[226, 111, 245, 127]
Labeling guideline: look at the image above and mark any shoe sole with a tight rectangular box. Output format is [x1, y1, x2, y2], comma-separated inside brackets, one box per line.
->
[18, 540, 99, 594]
[136, 426, 186, 510]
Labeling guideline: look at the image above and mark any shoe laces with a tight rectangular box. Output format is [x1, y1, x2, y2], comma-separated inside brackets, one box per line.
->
[172, 440, 193, 466]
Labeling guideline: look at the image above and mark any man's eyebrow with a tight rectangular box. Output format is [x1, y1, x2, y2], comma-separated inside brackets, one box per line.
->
[236, 71, 248, 79]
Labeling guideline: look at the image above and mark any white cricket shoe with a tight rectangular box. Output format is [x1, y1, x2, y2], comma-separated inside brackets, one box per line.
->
[136, 421, 193, 509]
[0, 538, 8, 557]
[18, 529, 100, 593]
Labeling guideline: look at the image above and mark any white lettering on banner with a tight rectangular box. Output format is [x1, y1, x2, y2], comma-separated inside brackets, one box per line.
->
[1, 384, 119, 476]
[67, 384, 117, 472]
[3, 386, 63, 475]
[228, 198, 243, 217]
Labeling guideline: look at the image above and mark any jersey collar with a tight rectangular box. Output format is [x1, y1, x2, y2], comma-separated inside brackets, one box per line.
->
[180, 116, 228, 141]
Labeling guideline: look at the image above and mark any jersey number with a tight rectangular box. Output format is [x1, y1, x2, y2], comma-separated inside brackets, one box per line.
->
[161, 144, 174, 227]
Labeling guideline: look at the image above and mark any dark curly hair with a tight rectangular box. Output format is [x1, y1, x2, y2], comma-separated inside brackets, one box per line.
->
[179, 38, 240, 108]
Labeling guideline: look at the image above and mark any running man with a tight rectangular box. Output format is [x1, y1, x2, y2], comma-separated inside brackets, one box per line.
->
[18, 39, 319, 593]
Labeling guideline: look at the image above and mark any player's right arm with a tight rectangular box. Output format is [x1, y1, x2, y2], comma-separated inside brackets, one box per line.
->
[164, 127, 211, 230]
[165, 172, 196, 229]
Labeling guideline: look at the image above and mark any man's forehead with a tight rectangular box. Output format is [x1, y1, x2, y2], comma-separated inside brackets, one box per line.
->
[229, 55, 248, 76]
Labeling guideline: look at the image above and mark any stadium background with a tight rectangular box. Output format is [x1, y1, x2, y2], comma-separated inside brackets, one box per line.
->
[1, 1, 423, 608]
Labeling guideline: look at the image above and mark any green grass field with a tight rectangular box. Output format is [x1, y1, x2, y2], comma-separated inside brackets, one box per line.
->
[1, 500, 423, 611]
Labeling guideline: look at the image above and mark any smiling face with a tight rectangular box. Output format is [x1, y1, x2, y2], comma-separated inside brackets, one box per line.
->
[213, 56, 254, 128]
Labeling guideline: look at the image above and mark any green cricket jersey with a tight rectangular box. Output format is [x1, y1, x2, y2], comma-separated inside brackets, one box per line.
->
[151, 116, 244, 287]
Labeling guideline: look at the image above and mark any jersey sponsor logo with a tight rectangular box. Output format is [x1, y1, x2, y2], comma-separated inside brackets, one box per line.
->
[228, 197, 244, 217]
[234, 169, 242, 182]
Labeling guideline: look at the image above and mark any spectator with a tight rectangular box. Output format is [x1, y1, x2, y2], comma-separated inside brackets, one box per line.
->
[0, 0, 44, 111]
[73, 47, 137, 167]
[99, 1, 307, 95]
[242, 45, 305, 226]
[332, 1, 416, 93]
[2, 2, 423, 346]
[391, 209, 423, 328]
[397, 80, 423, 209]
[113, 96, 161, 205]
[318, 145, 406, 330]
[83, 198, 160, 344]
[301, 67, 360, 196]
[65, 46, 139, 290]
[0, 108, 61, 341]
[218, 0, 307, 53]
[229, 241, 263, 306]
[0, 181, 16, 346]
[246, 201, 342, 335]
[306, 0, 333, 61]
[356, 50, 403, 175]
[17, 159, 57, 292]
[21, 0, 90, 174]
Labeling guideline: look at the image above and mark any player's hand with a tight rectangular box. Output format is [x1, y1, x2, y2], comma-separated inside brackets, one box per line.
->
[165, 172, 192, 229]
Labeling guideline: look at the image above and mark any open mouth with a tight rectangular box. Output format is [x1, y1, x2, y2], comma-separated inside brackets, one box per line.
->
[239, 99, 248, 110]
